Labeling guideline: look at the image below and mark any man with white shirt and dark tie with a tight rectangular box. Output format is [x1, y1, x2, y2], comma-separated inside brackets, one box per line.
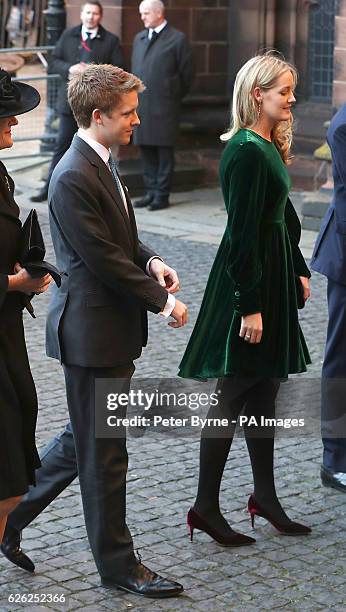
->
[2, 64, 187, 598]
[132, 0, 194, 210]
[31, 1, 123, 203]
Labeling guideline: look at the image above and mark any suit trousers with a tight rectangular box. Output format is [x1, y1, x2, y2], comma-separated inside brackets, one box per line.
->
[321, 278, 346, 472]
[45, 112, 78, 189]
[140, 145, 175, 202]
[8, 362, 137, 577]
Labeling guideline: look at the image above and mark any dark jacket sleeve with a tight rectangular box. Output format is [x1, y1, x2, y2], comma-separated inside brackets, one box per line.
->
[109, 35, 124, 68]
[50, 170, 168, 313]
[330, 124, 346, 235]
[285, 197, 311, 278]
[137, 240, 162, 273]
[50, 31, 74, 79]
[226, 142, 267, 315]
[177, 33, 194, 98]
[0, 273, 8, 309]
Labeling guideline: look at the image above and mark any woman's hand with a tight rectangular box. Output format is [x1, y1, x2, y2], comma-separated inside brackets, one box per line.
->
[7, 263, 52, 295]
[239, 312, 263, 344]
[299, 276, 310, 303]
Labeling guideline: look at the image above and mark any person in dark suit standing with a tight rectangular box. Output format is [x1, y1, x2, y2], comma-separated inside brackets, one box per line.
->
[3, 64, 187, 598]
[31, 1, 123, 203]
[311, 104, 346, 493]
[132, 0, 194, 211]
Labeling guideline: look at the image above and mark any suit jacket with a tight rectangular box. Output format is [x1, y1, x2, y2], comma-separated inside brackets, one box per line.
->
[311, 103, 346, 284]
[131, 24, 194, 146]
[50, 25, 123, 115]
[46, 135, 168, 367]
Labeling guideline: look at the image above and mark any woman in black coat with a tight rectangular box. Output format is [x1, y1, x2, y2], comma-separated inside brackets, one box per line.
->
[0, 69, 51, 544]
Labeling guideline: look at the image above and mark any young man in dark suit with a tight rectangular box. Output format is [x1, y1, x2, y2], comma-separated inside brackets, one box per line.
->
[31, 1, 123, 203]
[2, 64, 187, 597]
[311, 104, 346, 493]
[132, 0, 194, 210]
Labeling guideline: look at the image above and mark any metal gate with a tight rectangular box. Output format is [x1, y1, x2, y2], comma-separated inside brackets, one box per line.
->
[308, 0, 338, 102]
[0, 0, 48, 48]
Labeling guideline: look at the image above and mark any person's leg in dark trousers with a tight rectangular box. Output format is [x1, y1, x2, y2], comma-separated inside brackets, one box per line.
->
[31, 112, 77, 201]
[321, 278, 346, 473]
[7, 422, 78, 532]
[63, 363, 136, 579]
[140, 145, 159, 201]
[193, 378, 281, 536]
[155, 146, 175, 205]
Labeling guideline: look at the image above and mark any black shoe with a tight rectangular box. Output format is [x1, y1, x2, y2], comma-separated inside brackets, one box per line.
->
[30, 187, 48, 202]
[1, 525, 35, 573]
[148, 199, 169, 211]
[321, 465, 346, 492]
[101, 561, 183, 598]
[134, 194, 154, 208]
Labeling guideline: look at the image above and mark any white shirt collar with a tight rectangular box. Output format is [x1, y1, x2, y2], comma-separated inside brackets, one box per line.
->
[77, 128, 110, 165]
[81, 25, 99, 40]
[149, 20, 167, 39]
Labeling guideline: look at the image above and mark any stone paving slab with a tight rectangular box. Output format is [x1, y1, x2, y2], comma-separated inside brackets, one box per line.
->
[0, 180, 344, 611]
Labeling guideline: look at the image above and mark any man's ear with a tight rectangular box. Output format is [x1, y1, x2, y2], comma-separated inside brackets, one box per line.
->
[92, 108, 103, 125]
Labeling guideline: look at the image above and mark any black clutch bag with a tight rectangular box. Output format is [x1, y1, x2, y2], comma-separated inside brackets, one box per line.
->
[295, 275, 305, 309]
[19, 209, 63, 287]
[18, 209, 64, 318]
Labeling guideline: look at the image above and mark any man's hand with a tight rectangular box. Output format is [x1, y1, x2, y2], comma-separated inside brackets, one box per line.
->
[149, 258, 180, 293]
[239, 312, 263, 344]
[169, 299, 188, 328]
[299, 276, 311, 303]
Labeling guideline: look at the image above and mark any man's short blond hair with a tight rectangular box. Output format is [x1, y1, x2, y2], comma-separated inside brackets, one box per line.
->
[68, 64, 145, 129]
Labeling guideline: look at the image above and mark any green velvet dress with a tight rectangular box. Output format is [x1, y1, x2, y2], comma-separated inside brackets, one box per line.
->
[178, 129, 311, 379]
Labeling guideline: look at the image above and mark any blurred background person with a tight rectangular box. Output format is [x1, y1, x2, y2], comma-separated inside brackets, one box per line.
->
[31, 1, 123, 203]
[132, 0, 194, 211]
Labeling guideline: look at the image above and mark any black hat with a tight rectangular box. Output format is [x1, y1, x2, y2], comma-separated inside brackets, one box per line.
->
[0, 68, 40, 118]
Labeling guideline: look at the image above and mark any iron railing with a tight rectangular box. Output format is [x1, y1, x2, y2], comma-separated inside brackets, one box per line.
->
[0, 47, 60, 149]
[0, 0, 48, 48]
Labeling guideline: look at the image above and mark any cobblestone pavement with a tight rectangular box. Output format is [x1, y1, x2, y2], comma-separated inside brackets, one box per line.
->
[0, 191, 345, 612]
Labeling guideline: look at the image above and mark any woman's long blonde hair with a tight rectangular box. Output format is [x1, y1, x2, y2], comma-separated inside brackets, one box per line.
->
[221, 52, 298, 165]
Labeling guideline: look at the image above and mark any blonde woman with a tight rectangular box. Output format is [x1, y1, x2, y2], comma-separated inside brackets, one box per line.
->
[179, 52, 311, 545]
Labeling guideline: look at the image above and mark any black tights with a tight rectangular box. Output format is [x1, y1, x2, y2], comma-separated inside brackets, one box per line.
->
[194, 378, 291, 535]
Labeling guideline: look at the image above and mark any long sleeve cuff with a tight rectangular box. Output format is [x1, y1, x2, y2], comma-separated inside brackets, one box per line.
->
[160, 292, 175, 317]
[233, 284, 262, 316]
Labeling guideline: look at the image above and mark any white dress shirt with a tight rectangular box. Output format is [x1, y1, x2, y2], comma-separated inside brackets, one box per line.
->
[77, 128, 175, 317]
[81, 26, 99, 41]
[148, 20, 167, 39]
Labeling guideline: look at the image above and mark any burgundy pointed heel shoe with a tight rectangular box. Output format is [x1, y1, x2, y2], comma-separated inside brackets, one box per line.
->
[187, 508, 256, 546]
[247, 495, 311, 536]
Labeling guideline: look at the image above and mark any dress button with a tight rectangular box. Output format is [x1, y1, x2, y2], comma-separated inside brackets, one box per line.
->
[234, 291, 240, 297]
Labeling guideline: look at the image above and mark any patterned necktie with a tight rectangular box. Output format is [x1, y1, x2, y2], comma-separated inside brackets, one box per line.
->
[108, 154, 129, 216]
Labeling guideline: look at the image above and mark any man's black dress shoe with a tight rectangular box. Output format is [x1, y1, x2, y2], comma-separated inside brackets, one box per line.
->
[321, 465, 346, 492]
[101, 561, 183, 598]
[148, 199, 169, 211]
[1, 525, 35, 573]
[134, 194, 153, 208]
[30, 187, 48, 203]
